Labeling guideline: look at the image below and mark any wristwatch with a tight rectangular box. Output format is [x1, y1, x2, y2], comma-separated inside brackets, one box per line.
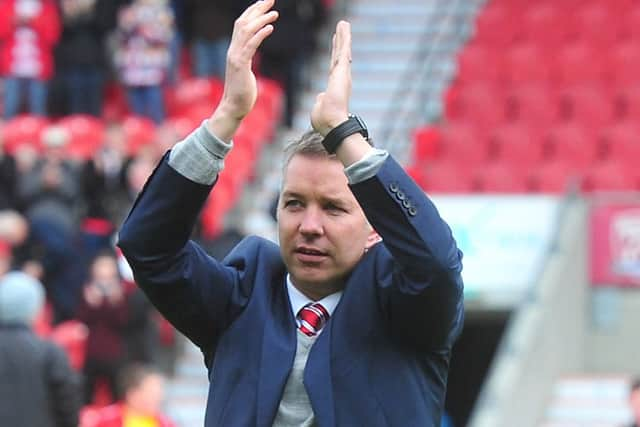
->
[321, 114, 369, 154]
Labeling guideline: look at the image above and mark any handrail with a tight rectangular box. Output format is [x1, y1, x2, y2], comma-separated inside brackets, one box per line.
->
[378, 0, 484, 163]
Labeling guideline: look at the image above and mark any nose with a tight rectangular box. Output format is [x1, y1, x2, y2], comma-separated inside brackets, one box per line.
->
[299, 207, 324, 237]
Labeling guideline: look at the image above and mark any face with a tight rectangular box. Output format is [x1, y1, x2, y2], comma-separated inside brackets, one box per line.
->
[127, 374, 165, 415]
[91, 255, 119, 284]
[278, 154, 376, 299]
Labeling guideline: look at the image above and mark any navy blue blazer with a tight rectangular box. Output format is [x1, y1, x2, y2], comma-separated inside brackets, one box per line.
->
[118, 153, 464, 426]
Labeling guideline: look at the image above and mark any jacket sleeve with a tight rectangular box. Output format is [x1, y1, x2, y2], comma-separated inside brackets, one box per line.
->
[350, 156, 464, 353]
[46, 343, 82, 427]
[117, 154, 252, 353]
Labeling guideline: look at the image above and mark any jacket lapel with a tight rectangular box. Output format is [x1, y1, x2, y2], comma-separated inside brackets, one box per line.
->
[304, 317, 336, 427]
[256, 278, 297, 427]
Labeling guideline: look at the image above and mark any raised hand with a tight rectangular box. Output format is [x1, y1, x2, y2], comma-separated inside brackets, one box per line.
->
[311, 21, 352, 136]
[208, 0, 278, 141]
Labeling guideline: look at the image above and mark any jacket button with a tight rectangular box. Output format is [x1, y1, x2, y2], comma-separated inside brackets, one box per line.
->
[396, 191, 406, 201]
[402, 199, 411, 209]
[408, 206, 418, 216]
[389, 183, 399, 193]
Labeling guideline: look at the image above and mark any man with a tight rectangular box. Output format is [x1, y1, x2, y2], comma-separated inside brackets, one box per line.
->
[0, 271, 82, 427]
[94, 363, 175, 427]
[118, 1, 464, 425]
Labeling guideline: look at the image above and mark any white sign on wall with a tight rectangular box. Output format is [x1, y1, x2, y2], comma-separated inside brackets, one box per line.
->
[431, 195, 561, 308]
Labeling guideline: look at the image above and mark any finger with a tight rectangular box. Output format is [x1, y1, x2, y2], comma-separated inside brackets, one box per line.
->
[329, 33, 337, 70]
[239, 0, 275, 21]
[245, 23, 275, 54]
[335, 21, 351, 66]
[243, 10, 278, 40]
[245, 0, 276, 21]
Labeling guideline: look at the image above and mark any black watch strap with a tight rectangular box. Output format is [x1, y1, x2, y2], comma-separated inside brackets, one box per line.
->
[321, 114, 369, 154]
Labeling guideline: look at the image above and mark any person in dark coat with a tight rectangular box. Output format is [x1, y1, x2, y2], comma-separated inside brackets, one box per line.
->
[0, 271, 82, 427]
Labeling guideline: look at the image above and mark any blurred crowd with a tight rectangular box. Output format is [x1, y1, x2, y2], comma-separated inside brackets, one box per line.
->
[0, 0, 332, 425]
[0, 0, 331, 125]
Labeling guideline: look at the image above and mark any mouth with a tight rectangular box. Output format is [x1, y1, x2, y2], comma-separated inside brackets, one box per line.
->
[294, 246, 328, 263]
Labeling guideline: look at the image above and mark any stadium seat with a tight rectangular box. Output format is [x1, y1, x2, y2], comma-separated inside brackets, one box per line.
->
[600, 121, 640, 167]
[165, 77, 223, 117]
[505, 83, 559, 126]
[558, 86, 615, 130]
[553, 42, 604, 85]
[607, 41, 640, 85]
[546, 124, 599, 171]
[446, 82, 506, 128]
[528, 159, 579, 193]
[456, 44, 504, 84]
[58, 115, 105, 160]
[472, 3, 520, 48]
[2, 114, 50, 154]
[521, 3, 567, 48]
[569, 3, 620, 46]
[491, 123, 545, 168]
[49, 320, 89, 371]
[582, 160, 638, 192]
[438, 122, 490, 167]
[411, 125, 440, 163]
[256, 77, 284, 121]
[421, 161, 474, 194]
[474, 161, 529, 193]
[613, 84, 640, 120]
[121, 116, 157, 155]
[504, 43, 552, 85]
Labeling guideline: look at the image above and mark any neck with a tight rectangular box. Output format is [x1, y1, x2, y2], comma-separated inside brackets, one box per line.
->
[291, 279, 344, 301]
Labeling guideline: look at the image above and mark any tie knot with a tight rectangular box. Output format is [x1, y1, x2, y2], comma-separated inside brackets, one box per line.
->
[297, 302, 329, 337]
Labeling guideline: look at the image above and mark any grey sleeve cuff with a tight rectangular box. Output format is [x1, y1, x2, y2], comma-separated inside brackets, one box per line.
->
[344, 148, 389, 184]
[168, 120, 234, 185]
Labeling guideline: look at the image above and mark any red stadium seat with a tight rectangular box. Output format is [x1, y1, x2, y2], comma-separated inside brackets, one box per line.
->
[58, 115, 105, 160]
[504, 43, 552, 85]
[165, 77, 223, 117]
[600, 121, 640, 167]
[474, 161, 529, 193]
[121, 116, 157, 155]
[491, 123, 545, 168]
[583, 160, 638, 192]
[521, 3, 567, 48]
[558, 86, 615, 129]
[569, 3, 620, 46]
[553, 43, 605, 85]
[528, 159, 580, 193]
[456, 44, 504, 84]
[256, 77, 284, 121]
[446, 82, 506, 127]
[2, 114, 50, 154]
[411, 126, 440, 163]
[49, 320, 89, 371]
[505, 83, 559, 126]
[438, 122, 490, 167]
[472, 3, 520, 48]
[613, 84, 640, 120]
[546, 124, 599, 171]
[607, 41, 640, 85]
[421, 161, 474, 194]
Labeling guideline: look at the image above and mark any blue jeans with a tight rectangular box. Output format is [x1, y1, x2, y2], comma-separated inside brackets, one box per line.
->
[126, 85, 165, 124]
[3, 77, 48, 119]
[62, 67, 104, 116]
[192, 38, 229, 79]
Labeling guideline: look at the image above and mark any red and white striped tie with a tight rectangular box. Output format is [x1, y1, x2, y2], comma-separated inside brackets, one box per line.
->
[297, 302, 329, 337]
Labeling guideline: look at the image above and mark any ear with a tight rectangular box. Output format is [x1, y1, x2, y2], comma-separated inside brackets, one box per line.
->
[364, 229, 381, 250]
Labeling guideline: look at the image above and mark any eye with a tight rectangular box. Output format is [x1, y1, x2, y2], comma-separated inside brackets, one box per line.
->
[325, 203, 346, 214]
[284, 199, 303, 209]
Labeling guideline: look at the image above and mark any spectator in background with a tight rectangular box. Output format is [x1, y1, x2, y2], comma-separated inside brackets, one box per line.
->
[185, 0, 237, 79]
[54, 0, 121, 116]
[17, 125, 83, 321]
[77, 251, 129, 404]
[114, 0, 174, 124]
[0, 131, 18, 210]
[0, 0, 61, 118]
[0, 271, 82, 427]
[94, 363, 175, 427]
[629, 378, 640, 427]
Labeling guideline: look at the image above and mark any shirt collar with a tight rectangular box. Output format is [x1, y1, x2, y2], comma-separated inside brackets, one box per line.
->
[286, 274, 342, 319]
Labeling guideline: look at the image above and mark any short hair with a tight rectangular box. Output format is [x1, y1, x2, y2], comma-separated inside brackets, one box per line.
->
[282, 130, 332, 174]
[0, 272, 44, 325]
[117, 363, 161, 399]
[281, 129, 375, 173]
